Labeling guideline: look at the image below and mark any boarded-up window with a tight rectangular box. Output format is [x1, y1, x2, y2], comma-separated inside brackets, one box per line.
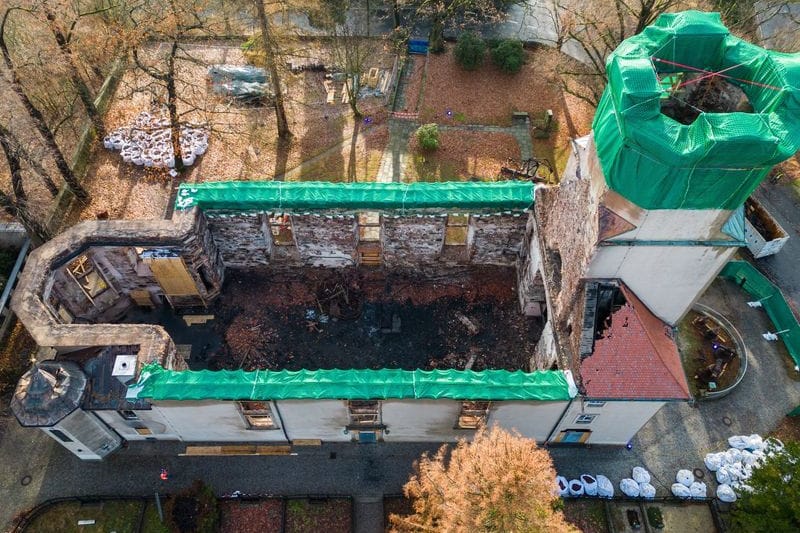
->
[358, 212, 381, 242]
[347, 400, 381, 427]
[239, 401, 278, 430]
[445, 214, 469, 246]
[268, 214, 294, 245]
[456, 401, 490, 429]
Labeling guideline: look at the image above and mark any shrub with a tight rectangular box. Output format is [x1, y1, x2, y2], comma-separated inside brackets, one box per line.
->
[491, 39, 525, 73]
[454, 32, 486, 71]
[415, 124, 440, 151]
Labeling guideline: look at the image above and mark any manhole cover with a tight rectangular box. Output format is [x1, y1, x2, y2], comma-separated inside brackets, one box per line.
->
[722, 416, 733, 426]
[693, 468, 705, 479]
[21, 475, 31, 486]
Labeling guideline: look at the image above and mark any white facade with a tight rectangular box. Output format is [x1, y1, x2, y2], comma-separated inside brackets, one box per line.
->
[587, 244, 737, 324]
[549, 400, 665, 446]
[43, 409, 122, 460]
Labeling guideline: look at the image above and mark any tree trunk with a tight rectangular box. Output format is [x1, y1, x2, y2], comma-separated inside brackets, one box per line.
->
[0, 123, 59, 197]
[429, 15, 445, 53]
[392, 0, 401, 28]
[0, 12, 88, 201]
[255, 0, 291, 139]
[166, 41, 185, 173]
[43, 4, 105, 137]
[0, 143, 51, 244]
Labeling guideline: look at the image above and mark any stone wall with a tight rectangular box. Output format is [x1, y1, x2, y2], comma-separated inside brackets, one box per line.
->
[471, 214, 527, 265]
[383, 217, 446, 267]
[208, 215, 270, 268]
[292, 215, 357, 267]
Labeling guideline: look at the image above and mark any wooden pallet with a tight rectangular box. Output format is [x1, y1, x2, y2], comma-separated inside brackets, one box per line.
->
[181, 445, 292, 456]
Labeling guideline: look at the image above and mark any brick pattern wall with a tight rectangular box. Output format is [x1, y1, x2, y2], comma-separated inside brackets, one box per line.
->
[208, 215, 270, 268]
[471, 215, 527, 265]
[383, 217, 446, 267]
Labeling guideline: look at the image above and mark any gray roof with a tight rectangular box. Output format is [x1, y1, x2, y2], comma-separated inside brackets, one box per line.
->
[11, 361, 86, 427]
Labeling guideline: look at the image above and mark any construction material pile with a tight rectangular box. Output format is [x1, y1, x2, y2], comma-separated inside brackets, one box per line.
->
[103, 112, 208, 169]
[699, 434, 783, 503]
[557, 474, 614, 498]
[619, 466, 656, 499]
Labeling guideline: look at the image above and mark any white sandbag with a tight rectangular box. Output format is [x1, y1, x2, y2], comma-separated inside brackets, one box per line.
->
[728, 435, 749, 450]
[689, 481, 707, 499]
[596, 475, 614, 498]
[620, 478, 640, 498]
[568, 479, 584, 497]
[727, 463, 745, 481]
[765, 437, 785, 453]
[705, 452, 724, 472]
[740, 450, 757, 466]
[581, 474, 598, 496]
[746, 434, 764, 451]
[671, 483, 691, 498]
[676, 469, 694, 487]
[726, 448, 743, 464]
[556, 476, 568, 497]
[717, 484, 737, 503]
[632, 466, 651, 484]
[639, 482, 656, 499]
[716, 466, 732, 485]
[751, 449, 766, 463]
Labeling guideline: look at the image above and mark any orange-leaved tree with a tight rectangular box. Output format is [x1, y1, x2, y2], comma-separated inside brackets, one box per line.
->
[390, 425, 577, 532]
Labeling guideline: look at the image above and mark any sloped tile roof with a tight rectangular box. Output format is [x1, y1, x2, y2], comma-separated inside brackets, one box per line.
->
[580, 285, 691, 400]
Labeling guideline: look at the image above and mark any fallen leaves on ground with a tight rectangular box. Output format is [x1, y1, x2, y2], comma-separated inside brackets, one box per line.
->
[405, 130, 519, 181]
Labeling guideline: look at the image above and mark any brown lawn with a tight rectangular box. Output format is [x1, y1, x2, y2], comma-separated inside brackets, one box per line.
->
[404, 130, 520, 182]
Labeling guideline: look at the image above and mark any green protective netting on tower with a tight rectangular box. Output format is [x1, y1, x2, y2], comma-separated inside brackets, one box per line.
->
[592, 11, 800, 210]
[127, 364, 575, 401]
[719, 261, 800, 367]
[174, 181, 535, 213]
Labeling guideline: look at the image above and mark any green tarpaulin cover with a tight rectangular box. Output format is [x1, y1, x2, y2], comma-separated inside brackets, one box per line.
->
[720, 261, 800, 367]
[128, 364, 574, 401]
[593, 11, 800, 210]
[174, 181, 535, 212]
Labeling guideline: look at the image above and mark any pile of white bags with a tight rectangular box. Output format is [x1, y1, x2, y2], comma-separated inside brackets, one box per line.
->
[104, 111, 209, 169]
[618, 467, 655, 498]
[620, 478, 640, 498]
[702, 434, 783, 503]
[671, 469, 706, 499]
[557, 473, 613, 498]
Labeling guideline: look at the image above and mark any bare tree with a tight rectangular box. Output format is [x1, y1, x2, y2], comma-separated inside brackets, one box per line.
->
[0, 6, 89, 200]
[390, 425, 577, 532]
[254, 0, 292, 139]
[326, 2, 381, 119]
[0, 127, 53, 244]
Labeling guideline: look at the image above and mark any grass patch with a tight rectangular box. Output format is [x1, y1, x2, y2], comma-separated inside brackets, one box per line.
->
[285, 498, 352, 533]
[562, 499, 609, 533]
[0, 321, 36, 397]
[141, 501, 170, 533]
[0, 247, 18, 293]
[24, 500, 143, 533]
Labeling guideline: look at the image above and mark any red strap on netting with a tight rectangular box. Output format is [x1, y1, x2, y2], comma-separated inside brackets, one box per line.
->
[652, 57, 783, 91]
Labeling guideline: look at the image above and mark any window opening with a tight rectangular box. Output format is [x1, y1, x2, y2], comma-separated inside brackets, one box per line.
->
[118, 410, 139, 421]
[50, 429, 73, 442]
[575, 414, 597, 424]
[268, 214, 294, 245]
[457, 401, 490, 429]
[347, 400, 381, 428]
[358, 212, 381, 242]
[444, 214, 469, 246]
[239, 401, 278, 429]
[586, 400, 606, 408]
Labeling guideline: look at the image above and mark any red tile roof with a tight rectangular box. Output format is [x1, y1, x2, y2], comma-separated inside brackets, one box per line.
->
[580, 285, 691, 400]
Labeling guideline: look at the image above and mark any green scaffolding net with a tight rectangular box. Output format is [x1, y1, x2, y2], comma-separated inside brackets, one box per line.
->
[127, 364, 575, 402]
[593, 11, 800, 210]
[719, 261, 800, 367]
[174, 181, 535, 213]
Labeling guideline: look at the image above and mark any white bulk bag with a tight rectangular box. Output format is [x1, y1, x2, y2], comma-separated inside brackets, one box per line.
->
[689, 481, 707, 499]
[726, 448, 743, 464]
[596, 475, 614, 498]
[728, 435, 749, 450]
[676, 469, 694, 487]
[746, 434, 764, 451]
[620, 478, 640, 498]
[717, 484, 737, 503]
[632, 466, 651, 484]
[556, 476, 569, 497]
[581, 474, 598, 496]
[716, 466, 732, 485]
[639, 483, 656, 499]
[568, 479, 584, 497]
[671, 483, 691, 498]
[705, 452, 724, 472]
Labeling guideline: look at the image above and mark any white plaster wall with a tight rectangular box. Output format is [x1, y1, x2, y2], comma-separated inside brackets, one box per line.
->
[551, 400, 665, 445]
[609, 209, 735, 241]
[490, 401, 569, 442]
[277, 400, 351, 441]
[587, 245, 737, 324]
[150, 401, 289, 442]
[95, 408, 180, 441]
[381, 399, 463, 441]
